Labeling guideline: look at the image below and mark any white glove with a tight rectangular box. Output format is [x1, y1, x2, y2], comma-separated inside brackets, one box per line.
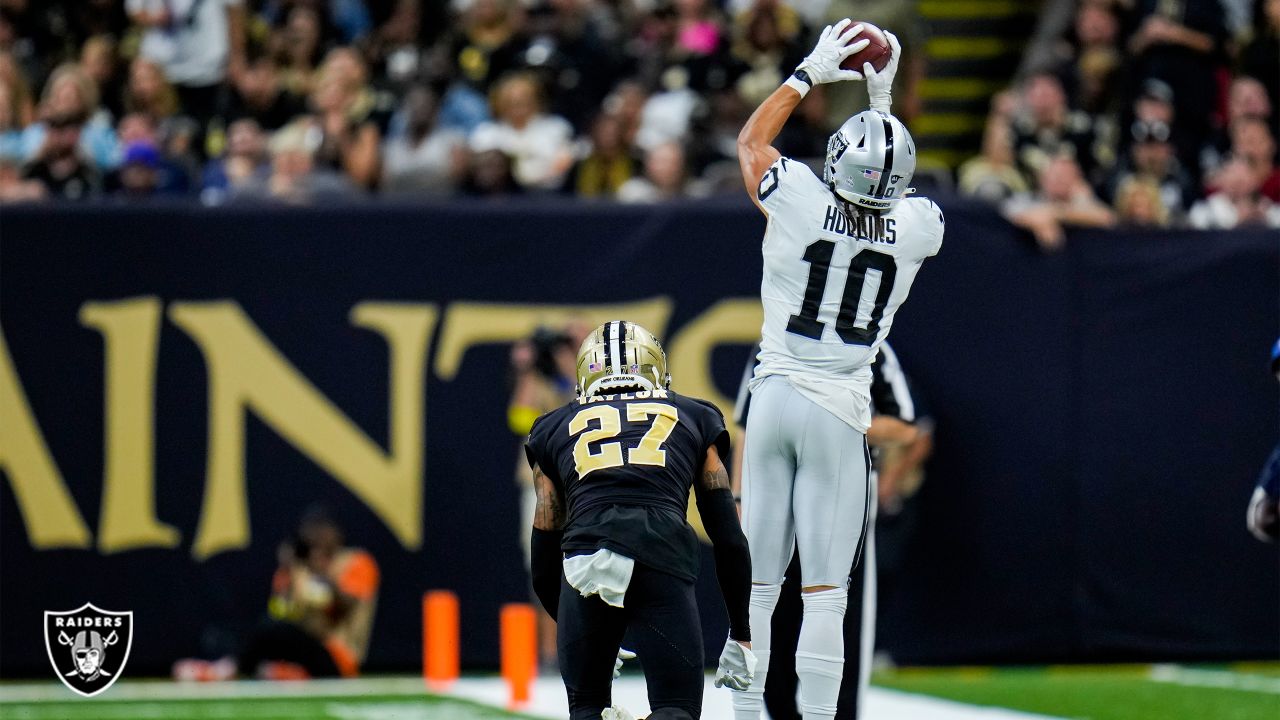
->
[601, 705, 637, 720]
[612, 648, 636, 679]
[1247, 487, 1279, 542]
[714, 638, 757, 691]
[786, 19, 868, 97]
[865, 30, 902, 113]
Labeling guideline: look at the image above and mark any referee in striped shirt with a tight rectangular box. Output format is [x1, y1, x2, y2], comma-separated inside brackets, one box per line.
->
[730, 341, 932, 720]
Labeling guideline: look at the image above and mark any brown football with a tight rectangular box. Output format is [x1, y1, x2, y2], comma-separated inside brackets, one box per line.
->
[840, 21, 892, 72]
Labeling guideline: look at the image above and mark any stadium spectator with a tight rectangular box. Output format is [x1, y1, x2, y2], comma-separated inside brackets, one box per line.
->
[1101, 118, 1194, 221]
[25, 63, 116, 170]
[79, 35, 123, 120]
[958, 92, 1029, 202]
[1053, 0, 1124, 119]
[21, 111, 100, 200]
[448, 0, 528, 95]
[123, 57, 181, 121]
[227, 56, 308, 131]
[617, 141, 698, 203]
[1004, 154, 1115, 250]
[111, 141, 165, 199]
[308, 66, 381, 190]
[1010, 71, 1108, 186]
[1200, 77, 1274, 173]
[109, 112, 193, 195]
[0, 73, 27, 159]
[1238, 0, 1280, 128]
[268, 3, 327, 98]
[0, 52, 34, 133]
[201, 117, 269, 202]
[730, 0, 805, 108]
[0, 149, 44, 202]
[1227, 117, 1280, 201]
[470, 72, 573, 191]
[566, 111, 638, 198]
[522, 0, 625, 133]
[127, 0, 247, 125]
[234, 119, 354, 203]
[1113, 176, 1170, 227]
[1188, 157, 1280, 229]
[381, 87, 465, 194]
[1126, 0, 1227, 177]
[459, 145, 520, 197]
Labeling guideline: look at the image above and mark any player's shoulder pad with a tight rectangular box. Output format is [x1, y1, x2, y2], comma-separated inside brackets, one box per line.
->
[670, 393, 731, 457]
[758, 156, 824, 208]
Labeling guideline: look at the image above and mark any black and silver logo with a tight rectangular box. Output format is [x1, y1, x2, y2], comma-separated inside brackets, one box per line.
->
[44, 603, 133, 697]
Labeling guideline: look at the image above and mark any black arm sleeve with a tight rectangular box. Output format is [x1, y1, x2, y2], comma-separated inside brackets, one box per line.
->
[696, 486, 751, 642]
[530, 527, 563, 621]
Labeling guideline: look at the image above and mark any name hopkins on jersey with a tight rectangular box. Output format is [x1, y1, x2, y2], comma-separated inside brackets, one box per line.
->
[821, 204, 896, 244]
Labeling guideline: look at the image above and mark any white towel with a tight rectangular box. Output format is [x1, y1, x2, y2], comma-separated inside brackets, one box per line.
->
[562, 549, 635, 608]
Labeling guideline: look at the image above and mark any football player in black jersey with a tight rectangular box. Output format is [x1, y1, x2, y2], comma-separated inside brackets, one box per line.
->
[525, 320, 755, 720]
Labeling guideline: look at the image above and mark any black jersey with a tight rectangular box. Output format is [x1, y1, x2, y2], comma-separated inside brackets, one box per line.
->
[525, 388, 730, 582]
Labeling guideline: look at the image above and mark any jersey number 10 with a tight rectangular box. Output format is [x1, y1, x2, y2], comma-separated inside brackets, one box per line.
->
[569, 403, 680, 478]
[787, 241, 897, 346]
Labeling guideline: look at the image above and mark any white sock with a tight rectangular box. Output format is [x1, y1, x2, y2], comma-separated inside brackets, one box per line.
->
[731, 583, 781, 720]
[797, 587, 848, 720]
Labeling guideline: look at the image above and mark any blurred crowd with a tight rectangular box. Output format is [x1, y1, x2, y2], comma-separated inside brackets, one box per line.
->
[0, 0, 922, 205]
[960, 0, 1280, 243]
[0, 0, 1276, 234]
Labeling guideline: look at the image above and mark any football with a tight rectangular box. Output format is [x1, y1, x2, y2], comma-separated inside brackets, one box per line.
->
[841, 21, 892, 72]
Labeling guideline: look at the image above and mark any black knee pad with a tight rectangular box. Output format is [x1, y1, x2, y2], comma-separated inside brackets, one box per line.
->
[646, 709, 696, 720]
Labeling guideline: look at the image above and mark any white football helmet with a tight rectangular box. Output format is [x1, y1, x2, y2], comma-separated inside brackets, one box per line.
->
[825, 110, 916, 211]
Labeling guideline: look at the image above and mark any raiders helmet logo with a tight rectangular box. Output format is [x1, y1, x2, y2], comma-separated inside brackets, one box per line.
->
[44, 603, 133, 697]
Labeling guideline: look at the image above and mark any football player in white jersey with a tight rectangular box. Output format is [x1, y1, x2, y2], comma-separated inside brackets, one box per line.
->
[731, 19, 944, 720]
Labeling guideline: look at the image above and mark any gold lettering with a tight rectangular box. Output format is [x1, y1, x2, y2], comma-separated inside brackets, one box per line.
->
[81, 297, 180, 552]
[170, 302, 436, 559]
[0, 328, 91, 548]
[433, 299, 673, 381]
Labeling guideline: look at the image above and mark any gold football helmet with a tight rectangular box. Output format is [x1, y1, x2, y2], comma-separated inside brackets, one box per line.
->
[575, 321, 671, 398]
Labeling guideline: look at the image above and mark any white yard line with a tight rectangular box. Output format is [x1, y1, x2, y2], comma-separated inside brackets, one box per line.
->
[1149, 664, 1280, 695]
[449, 676, 1069, 720]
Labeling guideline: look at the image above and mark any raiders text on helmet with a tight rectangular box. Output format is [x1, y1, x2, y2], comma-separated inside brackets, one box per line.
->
[825, 110, 916, 211]
[575, 321, 671, 398]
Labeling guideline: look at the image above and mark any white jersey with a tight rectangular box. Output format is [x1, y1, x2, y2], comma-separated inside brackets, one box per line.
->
[751, 157, 944, 432]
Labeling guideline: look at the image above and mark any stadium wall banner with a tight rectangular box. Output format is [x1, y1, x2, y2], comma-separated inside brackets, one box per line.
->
[1, 199, 1276, 676]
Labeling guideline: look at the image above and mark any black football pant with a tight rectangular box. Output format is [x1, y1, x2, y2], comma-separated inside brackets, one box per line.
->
[763, 548, 871, 720]
[557, 563, 704, 720]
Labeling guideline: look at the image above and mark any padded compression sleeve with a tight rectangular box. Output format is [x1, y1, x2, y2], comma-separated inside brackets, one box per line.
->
[530, 527, 563, 620]
[697, 487, 752, 641]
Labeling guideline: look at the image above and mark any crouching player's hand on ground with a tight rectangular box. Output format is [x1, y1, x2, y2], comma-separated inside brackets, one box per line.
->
[714, 638, 757, 691]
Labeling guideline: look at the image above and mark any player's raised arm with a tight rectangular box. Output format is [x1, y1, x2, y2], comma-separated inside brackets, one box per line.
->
[737, 19, 868, 213]
[529, 463, 565, 619]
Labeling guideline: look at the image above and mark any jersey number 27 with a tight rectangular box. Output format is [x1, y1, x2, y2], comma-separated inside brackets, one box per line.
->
[787, 241, 897, 346]
[569, 403, 680, 478]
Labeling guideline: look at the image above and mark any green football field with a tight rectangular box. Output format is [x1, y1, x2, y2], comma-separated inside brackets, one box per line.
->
[873, 663, 1280, 720]
[0, 664, 1276, 719]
